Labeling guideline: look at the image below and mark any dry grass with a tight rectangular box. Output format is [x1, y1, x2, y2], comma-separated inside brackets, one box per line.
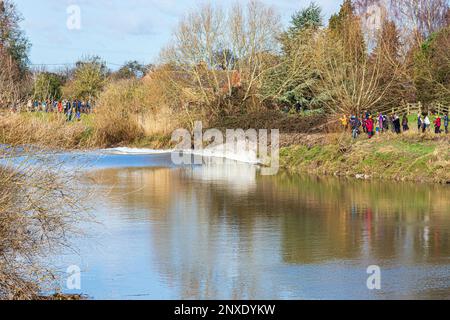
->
[0, 113, 91, 149]
[0, 149, 87, 299]
[137, 106, 178, 137]
[90, 80, 144, 147]
[91, 78, 184, 147]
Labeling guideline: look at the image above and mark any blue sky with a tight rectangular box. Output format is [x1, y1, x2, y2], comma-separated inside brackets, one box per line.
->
[16, 0, 342, 70]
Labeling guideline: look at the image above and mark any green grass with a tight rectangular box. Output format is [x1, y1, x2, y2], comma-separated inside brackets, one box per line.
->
[280, 134, 449, 184]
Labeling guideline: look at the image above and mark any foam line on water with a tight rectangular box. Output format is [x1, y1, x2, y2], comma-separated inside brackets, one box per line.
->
[104, 145, 261, 165]
[104, 147, 173, 155]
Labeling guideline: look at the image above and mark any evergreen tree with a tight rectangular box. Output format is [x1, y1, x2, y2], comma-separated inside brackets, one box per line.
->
[288, 2, 323, 37]
[262, 3, 325, 110]
[414, 26, 450, 105]
[328, 0, 355, 33]
[328, 0, 365, 62]
[372, 19, 409, 108]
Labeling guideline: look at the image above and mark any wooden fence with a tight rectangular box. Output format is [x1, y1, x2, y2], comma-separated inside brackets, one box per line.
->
[378, 102, 449, 117]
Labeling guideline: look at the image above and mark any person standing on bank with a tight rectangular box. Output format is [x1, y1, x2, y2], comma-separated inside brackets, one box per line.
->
[444, 113, 449, 134]
[402, 114, 409, 131]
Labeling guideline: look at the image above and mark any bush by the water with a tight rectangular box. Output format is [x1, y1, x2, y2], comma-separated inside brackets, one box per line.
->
[0, 151, 85, 299]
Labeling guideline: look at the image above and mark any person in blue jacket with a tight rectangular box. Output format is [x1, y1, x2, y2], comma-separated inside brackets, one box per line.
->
[444, 113, 449, 134]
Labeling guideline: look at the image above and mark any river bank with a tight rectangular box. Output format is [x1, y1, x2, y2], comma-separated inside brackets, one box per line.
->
[280, 132, 450, 184]
[109, 131, 450, 185]
[1, 112, 449, 184]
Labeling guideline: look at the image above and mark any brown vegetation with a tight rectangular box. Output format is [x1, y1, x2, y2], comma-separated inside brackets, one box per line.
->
[0, 150, 85, 299]
[0, 112, 91, 149]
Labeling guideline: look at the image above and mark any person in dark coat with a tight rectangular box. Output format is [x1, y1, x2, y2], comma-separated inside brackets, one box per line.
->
[393, 115, 401, 134]
[444, 113, 449, 134]
[402, 115, 409, 131]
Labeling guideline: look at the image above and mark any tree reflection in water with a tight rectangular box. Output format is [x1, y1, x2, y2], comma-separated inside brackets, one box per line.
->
[82, 160, 450, 299]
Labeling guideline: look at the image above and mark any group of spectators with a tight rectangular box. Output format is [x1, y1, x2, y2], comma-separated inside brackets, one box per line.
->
[417, 113, 448, 134]
[341, 111, 449, 139]
[26, 99, 93, 121]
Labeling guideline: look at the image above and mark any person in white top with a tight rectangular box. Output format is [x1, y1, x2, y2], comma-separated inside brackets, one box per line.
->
[424, 115, 431, 132]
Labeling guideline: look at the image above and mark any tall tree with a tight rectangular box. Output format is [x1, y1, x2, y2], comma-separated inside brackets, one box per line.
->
[288, 2, 323, 37]
[329, 0, 366, 62]
[63, 56, 109, 101]
[392, 0, 449, 43]
[414, 26, 450, 105]
[329, 0, 355, 32]
[371, 19, 411, 107]
[355, 0, 450, 49]
[0, 0, 30, 73]
[262, 3, 324, 110]
[0, 0, 30, 107]
[309, 0, 403, 115]
[33, 72, 63, 101]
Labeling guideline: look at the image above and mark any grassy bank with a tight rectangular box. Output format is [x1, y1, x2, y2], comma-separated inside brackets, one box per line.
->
[1, 111, 448, 184]
[0, 111, 176, 150]
[0, 107, 328, 150]
[280, 132, 450, 184]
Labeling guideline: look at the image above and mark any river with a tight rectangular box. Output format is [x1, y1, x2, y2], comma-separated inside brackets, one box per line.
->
[53, 151, 450, 300]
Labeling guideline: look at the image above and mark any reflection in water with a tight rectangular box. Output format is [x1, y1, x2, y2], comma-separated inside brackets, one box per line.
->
[62, 154, 450, 300]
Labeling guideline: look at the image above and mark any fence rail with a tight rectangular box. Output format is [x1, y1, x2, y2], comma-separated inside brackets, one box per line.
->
[378, 102, 449, 117]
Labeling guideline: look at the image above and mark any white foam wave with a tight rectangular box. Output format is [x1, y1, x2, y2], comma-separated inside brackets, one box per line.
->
[104, 147, 173, 155]
[105, 144, 261, 165]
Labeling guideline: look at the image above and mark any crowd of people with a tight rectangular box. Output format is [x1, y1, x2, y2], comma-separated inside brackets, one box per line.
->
[25, 99, 93, 121]
[340, 111, 449, 139]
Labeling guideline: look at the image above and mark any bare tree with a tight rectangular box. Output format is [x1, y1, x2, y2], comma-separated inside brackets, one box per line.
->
[161, 1, 281, 121]
[0, 55, 22, 109]
[392, 0, 449, 42]
[312, 15, 405, 115]
[355, 0, 450, 47]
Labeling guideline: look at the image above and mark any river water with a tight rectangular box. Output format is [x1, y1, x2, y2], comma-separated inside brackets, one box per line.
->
[54, 151, 450, 300]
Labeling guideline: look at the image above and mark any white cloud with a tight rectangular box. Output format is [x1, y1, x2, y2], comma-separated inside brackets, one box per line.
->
[17, 0, 342, 67]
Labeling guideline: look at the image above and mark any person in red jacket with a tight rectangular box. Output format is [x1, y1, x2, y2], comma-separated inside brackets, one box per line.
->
[434, 115, 442, 134]
[57, 101, 63, 113]
[366, 116, 374, 138]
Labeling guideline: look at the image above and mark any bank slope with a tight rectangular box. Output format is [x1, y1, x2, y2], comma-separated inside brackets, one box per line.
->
[280, 134, 450, 184]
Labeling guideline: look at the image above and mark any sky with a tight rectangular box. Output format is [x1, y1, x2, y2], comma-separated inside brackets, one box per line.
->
[15, 0, 342, 70]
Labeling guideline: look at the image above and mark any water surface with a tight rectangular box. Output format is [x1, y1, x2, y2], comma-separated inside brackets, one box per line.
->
[57, 152, 450, 300]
